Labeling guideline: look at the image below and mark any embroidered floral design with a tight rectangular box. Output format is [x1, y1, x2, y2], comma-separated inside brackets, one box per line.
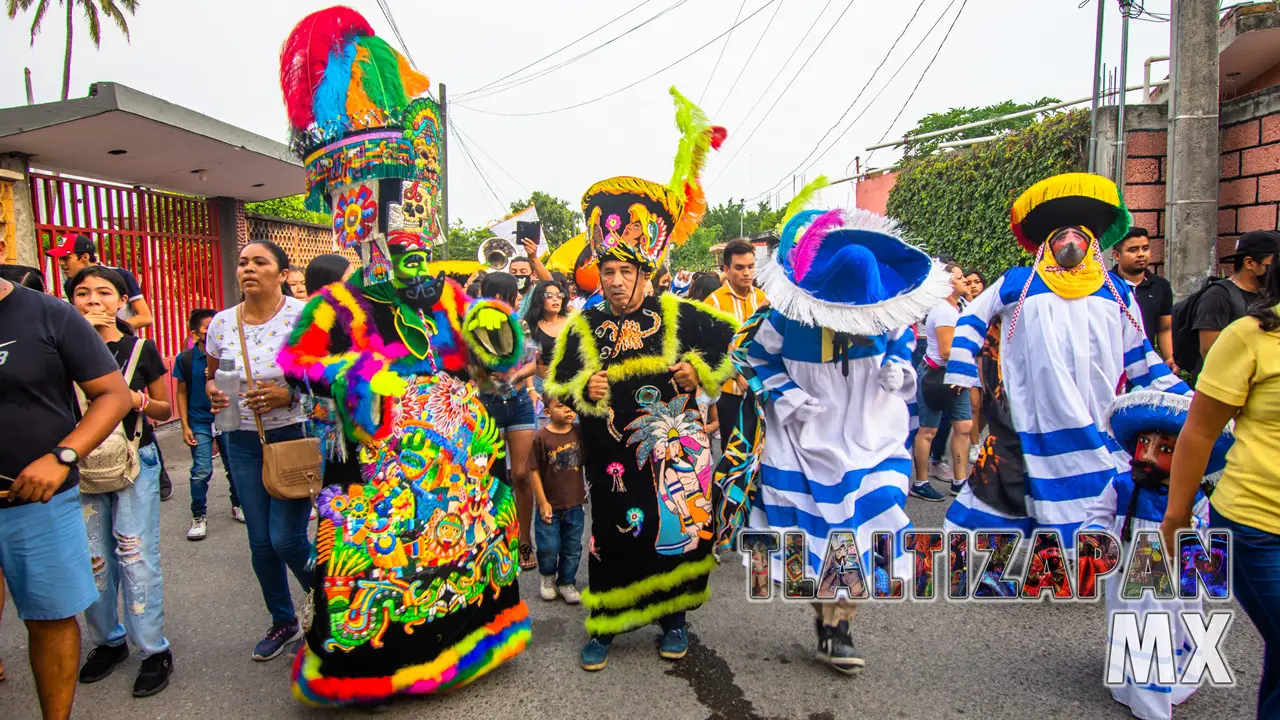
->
[333, 184, 378, 249]
[606, 462, 627, 492]
[618, 507, 644, 537]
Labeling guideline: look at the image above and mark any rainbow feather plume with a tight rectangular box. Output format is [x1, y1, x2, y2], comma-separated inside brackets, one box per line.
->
[776, 209, 824, 270]
[345, 35, 430, 130]
[791, 209, 845, 283]
[778, 175, 829, 232]
[313, 40, 357, 131]
[667, 86, 726, 246]
[279, 6, 374, 133]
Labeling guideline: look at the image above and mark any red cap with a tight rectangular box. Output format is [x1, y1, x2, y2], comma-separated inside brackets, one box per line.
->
[47, 233, 95, 258]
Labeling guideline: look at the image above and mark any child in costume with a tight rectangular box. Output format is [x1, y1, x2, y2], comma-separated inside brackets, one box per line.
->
[546, 88, 738, 672]
[1081, 390, 1233, 720]
[731, 179, 953, 673]
[943, 173, 1190, 548]
[274, 7, 528, 706]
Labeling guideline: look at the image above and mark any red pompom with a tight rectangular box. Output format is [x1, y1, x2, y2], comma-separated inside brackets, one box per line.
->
[709, 126, 728, 151]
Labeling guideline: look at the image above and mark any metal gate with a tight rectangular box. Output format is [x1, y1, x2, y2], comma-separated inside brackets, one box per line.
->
[30, 172, 223, 361]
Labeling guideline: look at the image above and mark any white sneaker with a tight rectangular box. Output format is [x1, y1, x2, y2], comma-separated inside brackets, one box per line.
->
[539, 575, 557, 601]
[232, 506, 246, 524]
[968, 445, 981, 465]
[558, 585, 581, 604]
[928, 459, 951, 481]
[187, 516, 208, 541]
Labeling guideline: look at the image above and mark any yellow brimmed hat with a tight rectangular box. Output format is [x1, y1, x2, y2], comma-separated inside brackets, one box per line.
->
[582, 87, 725, 273]
[1010, 173, 1131, 254]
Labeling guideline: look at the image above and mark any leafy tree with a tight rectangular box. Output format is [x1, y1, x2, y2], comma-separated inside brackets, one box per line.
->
[886, 109, 1090, 277]
[669, 200, 783, 271]
[509, 191, 580, 248]
[902, 97, 1061, 160]
[245, 195, 329, 225]
[669, 225, 721, 272]
[439, 219, 491, 262]
[7, 0, 138, 101]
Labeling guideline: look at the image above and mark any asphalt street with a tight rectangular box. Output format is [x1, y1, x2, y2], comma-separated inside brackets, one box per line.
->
[0, 424, 1263, 719]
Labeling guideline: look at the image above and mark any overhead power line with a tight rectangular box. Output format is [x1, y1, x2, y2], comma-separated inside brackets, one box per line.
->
[459, 0, 658, 99]
[699, 0, 748, 104]
[712, 0, 787, 118]
[865, 0, 970, 166]
[458, 0, 690, 103]
[450, 120, 531, 196]
[448, 118, 507, 216]
[711, 0, 861, 183]
[375, 0, 418, 69]
[455, 0, 780, 118]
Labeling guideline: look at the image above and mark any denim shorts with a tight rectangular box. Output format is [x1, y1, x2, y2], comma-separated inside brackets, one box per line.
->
[0, 487, 98, 620]
[481, 388, 536, 433]
[916, 362, 972, 429]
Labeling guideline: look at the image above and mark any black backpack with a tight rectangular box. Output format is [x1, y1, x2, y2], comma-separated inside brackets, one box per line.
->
[1171, 278, 1248, 375]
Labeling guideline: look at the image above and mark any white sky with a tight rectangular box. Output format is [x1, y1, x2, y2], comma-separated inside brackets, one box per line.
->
[0, 0, 1180, 228]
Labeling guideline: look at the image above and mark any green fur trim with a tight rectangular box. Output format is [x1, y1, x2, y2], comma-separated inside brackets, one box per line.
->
[681, 348, 736, 400]
[544, 311, 610, 415]
[668, 292, 742, 330]
[581, 554, 719, 610]
[584, 588, 712, 637]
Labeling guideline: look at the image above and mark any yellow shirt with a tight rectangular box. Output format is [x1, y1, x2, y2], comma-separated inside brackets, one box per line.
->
[1199, 307, 1280, 535]
[706, 284, 767, 394]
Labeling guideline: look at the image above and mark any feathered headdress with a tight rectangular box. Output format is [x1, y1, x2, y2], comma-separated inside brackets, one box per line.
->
[279, 5, 443, 230]
[582, 87, 726, 273]
[757, 176, 952, 335]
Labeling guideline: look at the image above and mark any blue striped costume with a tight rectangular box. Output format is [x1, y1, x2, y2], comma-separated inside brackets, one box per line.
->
[942, 267, 1190, 547]
[743, 308, 918, 582]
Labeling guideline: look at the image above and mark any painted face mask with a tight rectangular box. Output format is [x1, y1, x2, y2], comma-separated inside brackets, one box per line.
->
[393, 248, 443, 309]
[1048, 226, 1090, 269]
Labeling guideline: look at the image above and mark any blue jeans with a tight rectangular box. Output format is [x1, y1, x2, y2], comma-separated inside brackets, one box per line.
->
[189, 423, 240, 518]
[535, 505, 585, 586]
[0, 487, 97, 621]
[225, 424, 314, 626]
[81, 442, 170, 657]
[1212, 506, 1280, 719]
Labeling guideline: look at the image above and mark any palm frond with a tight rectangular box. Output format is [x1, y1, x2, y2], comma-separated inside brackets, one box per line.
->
[81, 0, 100, 47]
[25, 0, 49, 44]
[6, 0, 36, 20]
[98, 0, 132, 41]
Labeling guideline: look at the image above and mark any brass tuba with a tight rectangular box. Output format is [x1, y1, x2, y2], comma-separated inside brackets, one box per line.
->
[476, 236, 525, 273]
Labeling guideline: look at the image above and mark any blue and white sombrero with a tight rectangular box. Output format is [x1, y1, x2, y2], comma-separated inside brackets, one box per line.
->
[1106, 390, 1235, 479]
[757, 177, 953, 335]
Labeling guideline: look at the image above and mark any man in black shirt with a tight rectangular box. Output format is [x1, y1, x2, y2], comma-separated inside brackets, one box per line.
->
[1192, 230, 1277, 359]
[47, 233, 153, 331]
[0, 277, 132, 720]
[1111, 228, 1175, 367]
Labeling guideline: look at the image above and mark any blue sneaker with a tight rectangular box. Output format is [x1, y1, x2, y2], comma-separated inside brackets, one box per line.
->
[950, 479, 966, 496]
[910, 482, 946, 502]
[253, 620, 302, 661]
[580, 638, 611, 671]
[659, 627, 689, 660]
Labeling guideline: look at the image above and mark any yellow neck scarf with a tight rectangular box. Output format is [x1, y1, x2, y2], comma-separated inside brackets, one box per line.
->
[1035, 245, 1105, 299]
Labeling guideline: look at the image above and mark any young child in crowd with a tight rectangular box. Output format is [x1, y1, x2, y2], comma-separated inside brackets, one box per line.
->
[527, 394, 587, 604]
[173, 308, 243, 540]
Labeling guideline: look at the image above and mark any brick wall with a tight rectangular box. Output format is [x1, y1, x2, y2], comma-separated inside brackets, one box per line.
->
[1218, 110, 1280, 262]
[1123, 129, 1168, 264]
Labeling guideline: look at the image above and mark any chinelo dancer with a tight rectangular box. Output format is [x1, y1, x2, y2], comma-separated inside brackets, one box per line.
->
[274, 7, 528, 706]
[728, 178, 953, 673]
[545, 88, 739, 672]
[1081, 389, 1233, 720]
[943, 173, 1190, 549]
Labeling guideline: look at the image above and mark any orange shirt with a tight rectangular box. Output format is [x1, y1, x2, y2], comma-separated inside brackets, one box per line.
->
[705, 284, 767, 394]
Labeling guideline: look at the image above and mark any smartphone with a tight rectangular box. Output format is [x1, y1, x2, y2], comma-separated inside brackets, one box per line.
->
[516, 221, 541, 245]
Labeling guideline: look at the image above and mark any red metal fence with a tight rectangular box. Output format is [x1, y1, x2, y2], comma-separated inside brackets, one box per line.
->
[31, 173, 224, 420]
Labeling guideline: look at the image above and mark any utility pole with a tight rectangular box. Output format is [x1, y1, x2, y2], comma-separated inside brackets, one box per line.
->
[439, 82, 449, 260]
[1087, 0, 1105, 173]
[24, 68, 34, 104]
[1114, 8, 1130, 185]
[1165, 0, 1219, 298]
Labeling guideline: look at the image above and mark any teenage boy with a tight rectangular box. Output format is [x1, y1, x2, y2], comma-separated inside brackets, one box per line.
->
[173, 308, 243, 540]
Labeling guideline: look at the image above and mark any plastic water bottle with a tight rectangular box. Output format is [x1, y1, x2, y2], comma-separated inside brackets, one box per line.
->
[213, 357, 242, 432]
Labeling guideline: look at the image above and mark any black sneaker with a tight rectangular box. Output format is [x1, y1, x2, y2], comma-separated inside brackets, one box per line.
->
[79, 643, 129, 683]
[253, 620, 302, 661]
[950, 479, 965, 496]
[132, 650, 173, 697]
[815, 620, 866, 675]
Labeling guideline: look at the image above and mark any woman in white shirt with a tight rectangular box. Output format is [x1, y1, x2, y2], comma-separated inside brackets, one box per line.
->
[205, 240, 312, 662]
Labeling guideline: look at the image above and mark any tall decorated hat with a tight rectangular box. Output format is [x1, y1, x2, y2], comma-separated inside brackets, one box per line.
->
[757, 176, 953, 335]
[279, 6, 443, 282]
[1106, 390, 1236, 482]
[581, 87, 727, 274]
[1010, 172, 1132, 254]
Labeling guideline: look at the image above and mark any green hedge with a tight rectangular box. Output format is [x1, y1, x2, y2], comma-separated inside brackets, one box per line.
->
[885, 109, 1090, 277]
